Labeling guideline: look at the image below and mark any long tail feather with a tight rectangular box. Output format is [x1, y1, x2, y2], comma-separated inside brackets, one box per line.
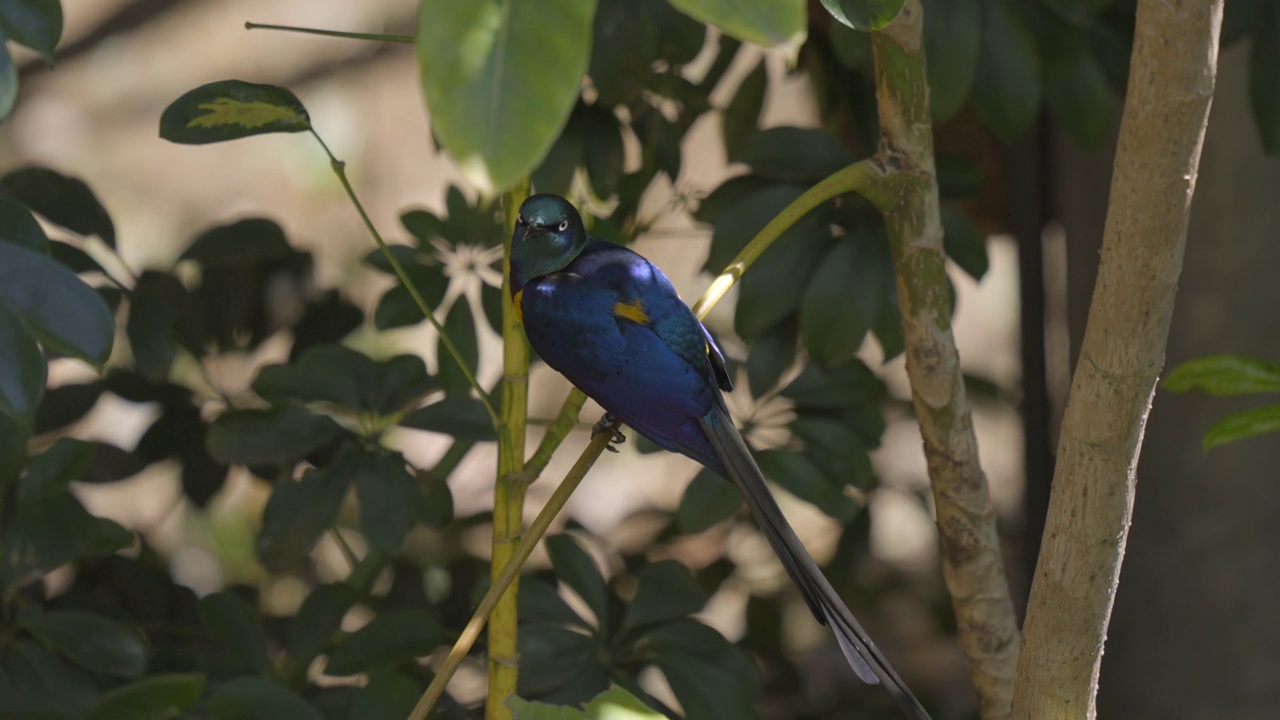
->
[699, 406, 932, 720]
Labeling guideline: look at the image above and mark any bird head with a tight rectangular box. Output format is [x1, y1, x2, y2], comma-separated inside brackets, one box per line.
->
[510, 194, 588, 290]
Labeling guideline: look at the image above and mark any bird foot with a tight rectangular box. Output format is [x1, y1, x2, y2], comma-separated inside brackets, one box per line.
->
[591, 413, 626, 453]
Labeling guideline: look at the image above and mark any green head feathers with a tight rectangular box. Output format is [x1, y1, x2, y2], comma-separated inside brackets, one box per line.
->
[510, 194, 589, 290]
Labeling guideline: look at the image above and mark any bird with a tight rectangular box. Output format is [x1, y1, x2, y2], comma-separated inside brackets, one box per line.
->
[509, 193, 931, 720]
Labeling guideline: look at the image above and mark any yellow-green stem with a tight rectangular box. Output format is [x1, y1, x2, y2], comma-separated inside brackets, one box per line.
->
[485, 181, 532, 720]
[408, 429, 612, 720]
[312, 130, 499, 425]
[691, 159, 892, 318]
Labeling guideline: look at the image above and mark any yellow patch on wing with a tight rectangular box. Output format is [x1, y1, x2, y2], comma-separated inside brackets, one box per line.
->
[513, 289, 524, 324]
[187, 99, 310, 131]
[613, 299, 650, 325]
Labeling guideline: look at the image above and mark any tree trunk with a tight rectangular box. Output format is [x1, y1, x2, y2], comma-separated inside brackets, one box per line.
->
[1012, 1, 1223, 717]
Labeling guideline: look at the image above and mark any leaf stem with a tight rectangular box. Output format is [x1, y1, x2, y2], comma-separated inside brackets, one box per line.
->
[244, 22, 413, 44]
[310, 129, 499, 425]
[407, 428, 613, 720]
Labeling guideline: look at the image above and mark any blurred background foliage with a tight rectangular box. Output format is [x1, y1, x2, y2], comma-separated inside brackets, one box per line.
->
[1, 0, 1278, 718]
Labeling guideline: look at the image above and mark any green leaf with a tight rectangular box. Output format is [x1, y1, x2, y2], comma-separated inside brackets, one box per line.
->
[206, 405, 343, 466]
[180, 217, 293, 266]
[3, 441, 133, 589]
[0, 303, 46, 421]
[746, 319, 797, 396]
[722, 60, 768, 159]
[324, 608, 444, 675]
[1251, 3, 1280, 153]
[733, 127, 853, 181]
[0, 241, 115, 366]
[520, 577, 589, 628]
[253, 345, 434, 415]
[515, 624, 601, 698]
[532, 106, 585, 196]
[668, 0, 805, 52]
[0, 42, 16, 125]
[286, 583, 359, 671]
[643, 620, 760, 720]
[782, 359, 878, 409]
[789, 416, 874, 488]
[200, 592, 272, 674]
[86, 673, 206, 720]
[127, 271, 189, 383]
[1203, 404, 1280, 450]
[754, 449, 859, 521]
[971, 0, 1041, 144]
[705, 183, 809, 272]
[582, 104, 625, 199]
[941, 206, 989, 280]
[50, 239, 106, 274]
[0, 0, 63, 63]
[583, 686, 667, 719]
[799, 237, 885, 367]
[354, 450, 421, 552]
[545, 534, 609, 628]
[254, 444, 357, 573]
[437, 299, 479, 396]
[160, 80, 311, 145]
[507, 695, 584, 720]
[204, 677, 323, 720]
[820, 0, 904, 31]
[0, 197, 50, 253]
[509, 686, 667, 720]
[1163, 355, 1280, 396]
[736, 220, 831, 341]
[676, 469, 742, 534]
[619, 560, 708, 636]
[0, 166, 116, 247]
[34, 381, 103, 434]
[399, 395, 496, 440]
[416, 0, 596, 194]
[21, 610, 147, 679]
[1045, 46, 1119, 150]
[4, 639, 102, 716]
[351, 670, 420, 720]
[921, 0, 981, 123]
[372, 263, 451, 330]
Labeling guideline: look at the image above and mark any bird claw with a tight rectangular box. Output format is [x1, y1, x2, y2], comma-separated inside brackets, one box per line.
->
[591, 413, 626, 452]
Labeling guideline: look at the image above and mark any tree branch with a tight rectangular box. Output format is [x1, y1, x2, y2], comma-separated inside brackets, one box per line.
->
[1012, 1, 1223, 717]
[872, 3, 1021, 716]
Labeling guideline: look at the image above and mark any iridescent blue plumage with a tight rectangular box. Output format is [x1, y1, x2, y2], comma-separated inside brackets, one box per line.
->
[510, 195, 929, 720]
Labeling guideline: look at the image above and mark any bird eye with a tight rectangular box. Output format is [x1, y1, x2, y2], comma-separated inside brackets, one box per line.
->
[557, 220, 569, 232]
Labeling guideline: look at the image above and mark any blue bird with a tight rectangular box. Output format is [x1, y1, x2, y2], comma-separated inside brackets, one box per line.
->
[510, 194, 930, 720]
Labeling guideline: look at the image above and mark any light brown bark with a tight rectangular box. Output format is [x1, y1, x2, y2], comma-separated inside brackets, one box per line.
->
[1012, 1, 1223, 717]
[874, 3, 1020, 716]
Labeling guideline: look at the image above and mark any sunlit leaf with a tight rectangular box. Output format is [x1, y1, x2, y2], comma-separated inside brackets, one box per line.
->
[417, 0, 596, 193]
[819, 0, 904, 32]
[1163, 355, 1280, 396]
[668, 0, 805, 53]
[1203, 404, 1280, 450]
